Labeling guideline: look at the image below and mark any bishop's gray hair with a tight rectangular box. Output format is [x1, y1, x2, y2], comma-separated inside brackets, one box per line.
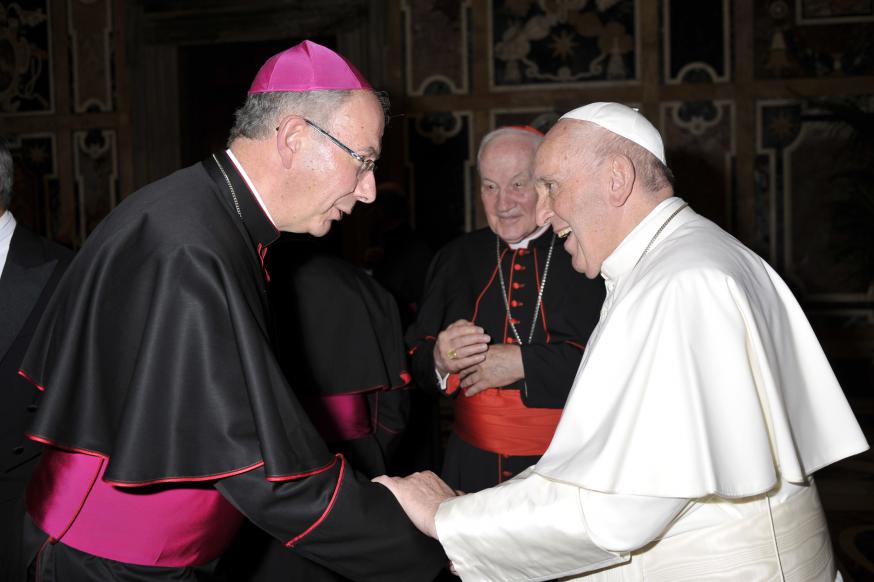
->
[0, 138, 13, 211]
[227, 90, 390, 146]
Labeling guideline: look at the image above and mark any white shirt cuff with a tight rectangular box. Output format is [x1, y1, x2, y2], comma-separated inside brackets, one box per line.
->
[435, 368, 450, 391]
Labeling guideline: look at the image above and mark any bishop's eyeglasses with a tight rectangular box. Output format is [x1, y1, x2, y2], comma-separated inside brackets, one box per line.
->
[305, 119, 376, 178]
[276, 119, 377, 179]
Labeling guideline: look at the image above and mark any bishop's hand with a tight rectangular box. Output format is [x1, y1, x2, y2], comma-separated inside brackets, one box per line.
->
[460, 343, 524, 397]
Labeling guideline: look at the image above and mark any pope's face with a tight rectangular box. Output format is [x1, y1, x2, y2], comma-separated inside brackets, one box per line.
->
[287, 91, 384, 237]
[479, 134, 540, 245]
[534, 121, 610, 278]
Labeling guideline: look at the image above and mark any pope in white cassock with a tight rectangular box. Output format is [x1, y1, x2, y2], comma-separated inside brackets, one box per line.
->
[374, 102, 870, 581]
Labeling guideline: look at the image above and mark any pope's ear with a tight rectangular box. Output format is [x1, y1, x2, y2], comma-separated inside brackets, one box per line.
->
[276, 115, 308, 169]
[606, 154, 635, 207]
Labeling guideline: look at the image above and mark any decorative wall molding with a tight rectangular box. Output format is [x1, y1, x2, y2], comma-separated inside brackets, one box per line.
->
[67, 0, 113, 112]
[73, 128, 118, 245]
[406, 111, 473, 241]
[757, 97, 874, 318]
[0, 0, 54, 114]
[402, 0, 471, 96]
[488, 0, 640, 91]
[660, 100, 736, 231]
[662, 0, 731, 84]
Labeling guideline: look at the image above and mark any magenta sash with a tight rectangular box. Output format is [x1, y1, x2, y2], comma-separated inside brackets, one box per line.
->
[302, 393, 373, 442]
[26, 447, 244, 567]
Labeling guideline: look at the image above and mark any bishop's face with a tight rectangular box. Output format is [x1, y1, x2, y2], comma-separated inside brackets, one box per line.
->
[479, 135, 540, 245]
[283, 91, 384, 237]
[534, 121, 611, 279]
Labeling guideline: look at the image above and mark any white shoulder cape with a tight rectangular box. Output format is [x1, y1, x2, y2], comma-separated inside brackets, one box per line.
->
[535, 209, 868, 498]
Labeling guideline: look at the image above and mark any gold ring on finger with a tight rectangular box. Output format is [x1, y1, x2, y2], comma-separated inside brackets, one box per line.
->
[447, 349, 458, 360]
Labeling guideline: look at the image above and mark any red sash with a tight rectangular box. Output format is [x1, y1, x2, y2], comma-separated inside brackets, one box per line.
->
[453, 389, 561, 456]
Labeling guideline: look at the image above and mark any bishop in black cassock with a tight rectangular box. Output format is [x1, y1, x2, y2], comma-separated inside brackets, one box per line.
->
[10, 40, 445, 582]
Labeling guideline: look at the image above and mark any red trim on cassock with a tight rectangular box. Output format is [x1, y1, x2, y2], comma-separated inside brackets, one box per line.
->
[285, 454, 346, 547]
[504, 250, 518, 342]
[266, 456, 338, 482]
[533, 247, 551, 343]
[565, 340, 586, 351]
[445, 373, 461, 396]
[257, 243, 270, 282]
[18, 369, 46, 392]
[408, 336, 436, 356]
[376, 422, 401, 435]
[472, 248, 508, 324]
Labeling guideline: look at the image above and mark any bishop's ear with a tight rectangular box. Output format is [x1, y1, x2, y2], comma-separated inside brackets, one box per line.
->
[606, 153, 635, 207]
[275, 115, 308, 169]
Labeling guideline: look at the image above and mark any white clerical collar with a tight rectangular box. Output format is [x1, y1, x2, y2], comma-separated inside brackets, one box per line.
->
[601, 197, 687, 283]
[0, 210, 17, 278]
[225, 149, 277, 227]
[508, 224, 550, 250]
[0, 209, 15, 239]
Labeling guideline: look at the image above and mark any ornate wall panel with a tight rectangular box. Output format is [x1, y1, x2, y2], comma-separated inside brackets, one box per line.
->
[406, 112, 473, 248]
[67, 0, 113, 112]
[755, 0, 874, 79]
[73, 128, 117, 245]
[490, 107, 560, 132]
[0, 0, 53, 114]
[662, 0, 732, 83]
[660, 101, 735, 230]
[757, 97, 874, 318]
[489, 0, 639, 89]
[7, 134, 67, 241]
[402, 0, 470, 95]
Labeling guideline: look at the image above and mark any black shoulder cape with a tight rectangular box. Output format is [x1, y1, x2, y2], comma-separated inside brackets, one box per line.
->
[268, 242, 410, 397]
[20, 152, 333, 486]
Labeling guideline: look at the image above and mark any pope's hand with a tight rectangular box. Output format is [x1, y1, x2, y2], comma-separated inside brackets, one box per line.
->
[373, 471, 457, 539]
[433, 319, 490, 377]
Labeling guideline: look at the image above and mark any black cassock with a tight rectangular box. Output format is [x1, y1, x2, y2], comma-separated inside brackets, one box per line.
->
[407, 227, 605, 493]
[12, 151, 445, 581]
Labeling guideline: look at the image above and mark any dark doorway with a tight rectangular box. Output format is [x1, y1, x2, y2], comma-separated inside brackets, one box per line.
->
[177, 36, 335, 167]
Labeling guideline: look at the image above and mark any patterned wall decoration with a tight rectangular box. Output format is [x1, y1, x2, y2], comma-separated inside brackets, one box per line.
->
[489, 0, 638, 89]
[0, 0, 53, 114]
[73, 129, 118, 245]
[407, 112, 473, 249]
[490, 106, 560, 132]
[68, 0, 113, 112]
[402, 0, 470, 95]
[662, 0, 732, 84]
[660, 101, 736, 231]
[7, 134, 67, 242]
[757, 96, 874, 319]
[755, 0, 874, 79]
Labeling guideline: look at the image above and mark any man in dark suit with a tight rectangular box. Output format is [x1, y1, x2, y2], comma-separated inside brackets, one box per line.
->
[0, 138, 72, 564]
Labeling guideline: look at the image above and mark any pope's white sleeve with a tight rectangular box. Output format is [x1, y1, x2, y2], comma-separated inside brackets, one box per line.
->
[579, 488, 689, 552]
[435, 469, 688, 582]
